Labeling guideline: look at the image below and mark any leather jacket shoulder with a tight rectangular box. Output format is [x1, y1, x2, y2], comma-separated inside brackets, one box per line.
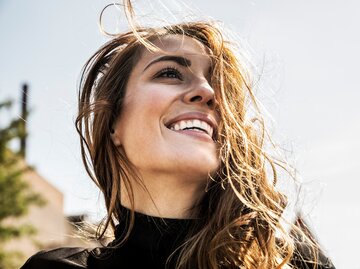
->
[21, 247, 91, 269]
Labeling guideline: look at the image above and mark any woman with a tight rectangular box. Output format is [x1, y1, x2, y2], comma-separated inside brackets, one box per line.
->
[21, 1, 335, 268]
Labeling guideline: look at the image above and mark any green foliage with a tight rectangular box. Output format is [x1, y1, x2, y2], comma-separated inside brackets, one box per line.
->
[0, 99, 45, 269]
[0, 250, 23, 269]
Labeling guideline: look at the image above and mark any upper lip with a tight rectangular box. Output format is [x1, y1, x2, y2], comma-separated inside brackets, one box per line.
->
[165, 111, 218, 136]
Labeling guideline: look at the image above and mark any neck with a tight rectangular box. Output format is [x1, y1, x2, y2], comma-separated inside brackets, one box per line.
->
[121, 171, 207, 219]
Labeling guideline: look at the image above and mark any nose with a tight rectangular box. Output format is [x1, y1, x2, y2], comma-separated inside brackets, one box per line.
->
[183, 79, 215, 108]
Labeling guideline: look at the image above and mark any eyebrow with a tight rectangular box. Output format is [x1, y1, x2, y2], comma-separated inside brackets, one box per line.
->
[143, 55, 192, 72]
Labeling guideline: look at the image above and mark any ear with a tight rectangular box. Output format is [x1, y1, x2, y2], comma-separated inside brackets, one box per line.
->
[110, 126, 121, 146]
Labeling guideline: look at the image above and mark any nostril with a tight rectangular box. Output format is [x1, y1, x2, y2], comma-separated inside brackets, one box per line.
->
[190, 96, 203, 102]
[207, 99, 214, 108]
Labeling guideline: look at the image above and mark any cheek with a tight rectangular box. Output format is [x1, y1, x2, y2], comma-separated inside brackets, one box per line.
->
[117, 87, 174, 162]
[126, 84, 175, 118]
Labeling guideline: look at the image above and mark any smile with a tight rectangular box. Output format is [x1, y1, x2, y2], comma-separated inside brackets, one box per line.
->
[168, 119, 213, 137]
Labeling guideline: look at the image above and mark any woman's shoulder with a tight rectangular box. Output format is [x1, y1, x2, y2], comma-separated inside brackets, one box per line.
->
[20, 247, 93, 269]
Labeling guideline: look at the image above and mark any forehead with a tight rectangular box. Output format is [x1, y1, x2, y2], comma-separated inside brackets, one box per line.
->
[137, 35, 211, 66]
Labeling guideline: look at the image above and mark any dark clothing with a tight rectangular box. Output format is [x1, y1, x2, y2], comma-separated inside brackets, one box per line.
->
[21, 207, 193, 269]
[21, 207, 335, 269]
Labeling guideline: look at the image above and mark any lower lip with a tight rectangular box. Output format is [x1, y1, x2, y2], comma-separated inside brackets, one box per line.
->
[169, 128, 214, 142]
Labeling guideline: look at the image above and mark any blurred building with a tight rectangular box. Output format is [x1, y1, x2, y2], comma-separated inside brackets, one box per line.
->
[3, 164, 100, 264]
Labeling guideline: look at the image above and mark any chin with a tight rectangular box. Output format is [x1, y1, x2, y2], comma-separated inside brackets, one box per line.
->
[177, 156, 219, 179]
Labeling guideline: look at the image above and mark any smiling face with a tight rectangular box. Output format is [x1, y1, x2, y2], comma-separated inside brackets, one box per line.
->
[111, 35, 220, 183]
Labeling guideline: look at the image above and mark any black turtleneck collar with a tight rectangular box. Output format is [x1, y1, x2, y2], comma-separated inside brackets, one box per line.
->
[115, 205, 195, 239]
[91, 205, 197, 268]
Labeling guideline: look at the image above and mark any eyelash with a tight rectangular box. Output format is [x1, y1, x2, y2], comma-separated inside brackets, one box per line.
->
[155, 66, 183, 81]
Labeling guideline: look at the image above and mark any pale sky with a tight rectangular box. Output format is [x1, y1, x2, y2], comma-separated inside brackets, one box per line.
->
[1, 1, 359, 268]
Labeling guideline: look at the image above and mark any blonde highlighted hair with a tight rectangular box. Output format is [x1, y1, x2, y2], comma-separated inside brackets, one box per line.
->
[76, 1, 326, 268]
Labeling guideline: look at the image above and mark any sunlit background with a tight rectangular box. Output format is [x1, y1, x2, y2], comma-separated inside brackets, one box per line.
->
[1, 1, 359, 268]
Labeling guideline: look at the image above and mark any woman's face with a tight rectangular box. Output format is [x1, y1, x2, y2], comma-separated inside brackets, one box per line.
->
[112, 35, 220, 182]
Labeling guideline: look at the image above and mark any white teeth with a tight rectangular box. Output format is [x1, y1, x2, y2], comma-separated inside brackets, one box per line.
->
[180, 121, 186, 130]
[193, 119, 201, 129]
[169, 119, 214, 137]
[200, 121, 208, 133]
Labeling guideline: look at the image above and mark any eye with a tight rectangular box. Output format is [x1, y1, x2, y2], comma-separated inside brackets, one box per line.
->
[155, 67, 183, 81]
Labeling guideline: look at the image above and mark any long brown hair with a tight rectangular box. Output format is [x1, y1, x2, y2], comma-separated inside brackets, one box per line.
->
[76, 1, 324, 268]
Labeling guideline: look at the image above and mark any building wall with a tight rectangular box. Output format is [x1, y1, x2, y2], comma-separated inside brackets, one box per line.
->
[4, 165, 99, 266]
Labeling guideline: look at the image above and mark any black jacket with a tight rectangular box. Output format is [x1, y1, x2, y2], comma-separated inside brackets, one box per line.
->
[21, 208, 335, 269]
